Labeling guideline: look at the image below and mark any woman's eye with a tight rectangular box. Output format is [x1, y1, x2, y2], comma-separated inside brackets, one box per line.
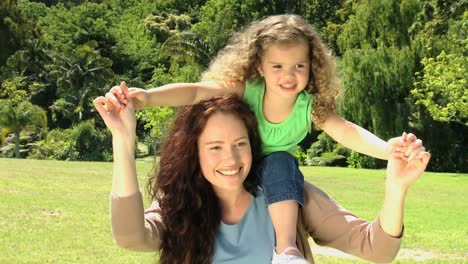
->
[235, 142, 247, 147]
[210, 146, 221, 150]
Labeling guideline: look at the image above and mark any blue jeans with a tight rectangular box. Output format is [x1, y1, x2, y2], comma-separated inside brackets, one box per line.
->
[259, 152, 304, 207]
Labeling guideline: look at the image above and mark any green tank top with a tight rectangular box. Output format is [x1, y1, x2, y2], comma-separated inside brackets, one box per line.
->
[243, 79, 313, 155]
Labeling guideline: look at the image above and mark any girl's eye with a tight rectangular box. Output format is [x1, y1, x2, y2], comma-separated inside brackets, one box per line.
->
[273, 65, 282, 69]
[296, 64, 305, 69]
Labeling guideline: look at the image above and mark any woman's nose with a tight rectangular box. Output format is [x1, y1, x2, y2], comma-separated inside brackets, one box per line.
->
[222, 148, 238, 163]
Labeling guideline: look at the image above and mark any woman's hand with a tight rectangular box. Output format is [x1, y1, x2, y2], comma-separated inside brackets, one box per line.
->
[108, 81, 148, 110]
[93, 94, 136, 138]
[386, 135, 431, 189]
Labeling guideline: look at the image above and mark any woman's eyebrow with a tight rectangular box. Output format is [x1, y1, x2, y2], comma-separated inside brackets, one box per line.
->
[234, 136, 249, 141]
[205, 136, 248, 145]
[205, 140, 224, 145]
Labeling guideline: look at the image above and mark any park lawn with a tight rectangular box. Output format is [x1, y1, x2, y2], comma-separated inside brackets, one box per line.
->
[1, 158, 466, 263]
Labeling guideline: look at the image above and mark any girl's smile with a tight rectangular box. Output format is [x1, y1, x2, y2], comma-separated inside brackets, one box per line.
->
[258, 41, 310, 100]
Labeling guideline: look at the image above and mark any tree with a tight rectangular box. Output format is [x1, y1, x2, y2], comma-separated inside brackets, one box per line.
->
[407, 1, 467, 172]
[339, 46, 414, 140]
[337, 0, 419, 51]
[48, 44, 114, 126]
[337, 0, 420, 139]
[411, 51, 467, 124]
[0, 0, 40, 66]
[161, 31, 212, 68]
[0, 100, 47, 158]
[136, 106, 174, 153]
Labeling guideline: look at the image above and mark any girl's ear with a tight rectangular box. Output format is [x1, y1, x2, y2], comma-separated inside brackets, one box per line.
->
[257, 65, 264, 77]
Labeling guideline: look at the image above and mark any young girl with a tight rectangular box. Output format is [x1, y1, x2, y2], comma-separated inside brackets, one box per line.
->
[107, 14, 415, 264]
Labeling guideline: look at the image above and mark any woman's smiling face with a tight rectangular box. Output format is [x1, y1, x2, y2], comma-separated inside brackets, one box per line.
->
[198, 112, 252, 194]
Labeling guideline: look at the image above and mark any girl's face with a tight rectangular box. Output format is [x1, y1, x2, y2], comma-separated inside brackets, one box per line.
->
[257, 41, 310, 101]
[198, 112, 252, 194]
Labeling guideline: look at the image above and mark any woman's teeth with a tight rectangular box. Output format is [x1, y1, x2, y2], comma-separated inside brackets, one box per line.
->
[218, 169, 240, 175]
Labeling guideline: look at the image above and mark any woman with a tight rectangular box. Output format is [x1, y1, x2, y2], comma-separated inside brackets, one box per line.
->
[93, 94, 430, 264]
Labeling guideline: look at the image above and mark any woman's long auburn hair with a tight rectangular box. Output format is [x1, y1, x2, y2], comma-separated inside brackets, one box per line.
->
[147, 94, 262, 264]
[202, 14, 341, 125]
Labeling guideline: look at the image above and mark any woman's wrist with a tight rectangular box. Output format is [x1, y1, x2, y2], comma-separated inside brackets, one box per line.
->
[384, 178, 408, 198]
[112, 134, 136, 151]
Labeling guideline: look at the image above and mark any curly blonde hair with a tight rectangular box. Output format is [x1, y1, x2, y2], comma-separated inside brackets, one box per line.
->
[201, 14, 340, 125]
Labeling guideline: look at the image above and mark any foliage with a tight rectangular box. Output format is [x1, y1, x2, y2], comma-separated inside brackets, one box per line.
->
[0, 99, 47, 158]
[0, 128, 8, 145]
[294, 147, 307, 166]
[39, 2, 115, 56]
[339, 46, 413, 140]
[145, 13, 192, 43]
[337, 0, 418, 51]
[337, 0, 420, 141]
[412, 51, 467, 123]
[306, 132, 335, 159]
[161, 31, 212, 68]
[30, 119, 112, 161]
[47, 44, 115, 125]
[0, 0, 42, 66]
[346, 151, 377, 169]
[410, 10, 468, 124]
[28, 128, 75, 160]
[1, 76, 29, 104]
[305, 132, 347, 167]
[136, 106, 174, 152]
[0, 0, 466, 170]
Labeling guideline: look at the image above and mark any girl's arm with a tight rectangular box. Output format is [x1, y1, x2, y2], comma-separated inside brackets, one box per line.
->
[108, 80, 245, 110]
[317, 112, 417, 160]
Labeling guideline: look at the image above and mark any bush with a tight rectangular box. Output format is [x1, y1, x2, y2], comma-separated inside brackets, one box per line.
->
[307, 140, 326, 158]
[333, 144, 350, 157]
[305, 156, 328, 166]
[347, 151, 378, 169]
[72, 121, 113, 161]
[29, 120, 113, 161]
[294, 147, 307, 165]
[29, 129, 76, 160]
[0, 128, 8, 146]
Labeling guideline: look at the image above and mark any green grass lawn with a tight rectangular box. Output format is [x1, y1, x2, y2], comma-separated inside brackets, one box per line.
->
[1, 158, 466, 263]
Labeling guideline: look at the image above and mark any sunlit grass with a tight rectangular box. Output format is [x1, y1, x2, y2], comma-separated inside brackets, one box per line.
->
[1, 158, 466, 263]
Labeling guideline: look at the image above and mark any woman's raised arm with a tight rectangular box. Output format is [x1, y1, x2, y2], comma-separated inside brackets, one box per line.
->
[94, 97, 163, 250]
[300, 136, 430, 262]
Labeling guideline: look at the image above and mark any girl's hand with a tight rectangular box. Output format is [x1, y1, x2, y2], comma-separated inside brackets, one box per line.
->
[108, 81, 148, 110]
[93, 95, 136, 138]
[386, 135, 431, 189]
[386, 132, 421, 160]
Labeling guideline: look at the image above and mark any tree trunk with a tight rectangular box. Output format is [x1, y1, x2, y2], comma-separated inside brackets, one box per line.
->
[14, 130, 20, 158]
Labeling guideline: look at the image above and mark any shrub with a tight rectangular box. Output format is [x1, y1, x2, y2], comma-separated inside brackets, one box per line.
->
[294, 147, 307, 165]
[347, 151, 378, 169]
[29, 120, 113, 161]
